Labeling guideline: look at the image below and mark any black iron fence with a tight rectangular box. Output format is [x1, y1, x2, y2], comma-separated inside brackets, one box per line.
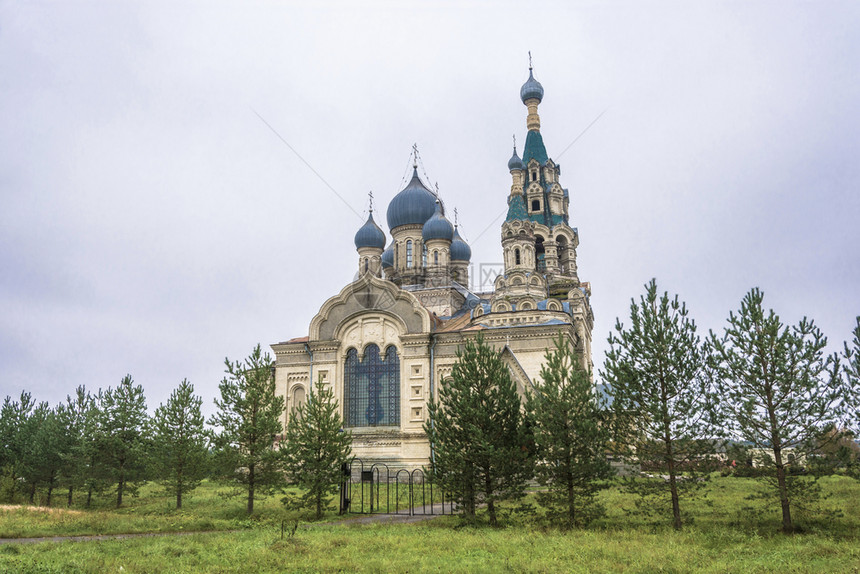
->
[339, 459, 456, 516]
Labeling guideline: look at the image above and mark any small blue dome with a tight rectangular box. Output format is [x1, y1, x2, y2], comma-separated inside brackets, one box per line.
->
[520, 69, 544, 103]
[381, 243, 394, 268]
[422, 202, 454, 242]
[508, 147, 525, 171]
[450, 227, 472, 262]
[386, 169, 437, 230]
[354, 212, 386, 250]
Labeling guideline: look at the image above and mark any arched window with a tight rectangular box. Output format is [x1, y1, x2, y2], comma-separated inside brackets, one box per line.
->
[434, 250, 439, 265]
[344, 344, 400, 428]
[406, 240, 413, 268]
[364, 259, 368, 272]
[292, 386, 306, 416]
[557, 236, 568, 272]
[422, 243, 427, 267]
[514, 248, 521, 265]
[535, 236, 545, 272]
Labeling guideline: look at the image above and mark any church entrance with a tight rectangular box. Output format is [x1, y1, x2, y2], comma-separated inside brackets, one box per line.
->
[339, 459, 456, 516]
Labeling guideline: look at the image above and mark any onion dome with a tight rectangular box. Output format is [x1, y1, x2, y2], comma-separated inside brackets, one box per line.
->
[422, 201, 454, 242]
[354, 211, 386, 250]
[508, 146, 525, 171]
[381, 242, 394, 268]
[386, 168, 437, 230]
[520, 68, 544, 103]
[450, 227, 472, 262]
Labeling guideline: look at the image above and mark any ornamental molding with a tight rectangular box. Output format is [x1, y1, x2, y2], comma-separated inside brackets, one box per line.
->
[309, 273, 432, 341]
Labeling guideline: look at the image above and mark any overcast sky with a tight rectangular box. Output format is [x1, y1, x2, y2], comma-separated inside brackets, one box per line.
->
[2, 1, 858, 416]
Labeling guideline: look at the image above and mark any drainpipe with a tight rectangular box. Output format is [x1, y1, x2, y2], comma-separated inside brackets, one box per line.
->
[304, 343, 314, 394]
[429, 335, 437, 467]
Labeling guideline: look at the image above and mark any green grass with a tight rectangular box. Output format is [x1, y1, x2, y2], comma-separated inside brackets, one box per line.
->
[1, 476, 859, 573]
[2, 520, 860, 573]
[0, 480, 318, 539]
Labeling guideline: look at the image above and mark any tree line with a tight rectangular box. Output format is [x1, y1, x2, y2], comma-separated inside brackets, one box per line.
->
[2, 282, 858, 532]
[428, 282, 860, 533]
[0, 344, 350, 519]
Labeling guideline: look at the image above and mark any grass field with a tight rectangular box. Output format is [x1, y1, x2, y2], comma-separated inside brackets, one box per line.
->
[1, 475, 859, 573]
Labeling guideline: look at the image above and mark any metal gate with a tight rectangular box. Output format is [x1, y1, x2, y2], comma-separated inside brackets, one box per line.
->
[339, 459, 455, 516]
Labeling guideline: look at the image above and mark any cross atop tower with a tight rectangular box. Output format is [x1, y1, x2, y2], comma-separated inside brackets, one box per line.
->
[368, 190, 374, 213]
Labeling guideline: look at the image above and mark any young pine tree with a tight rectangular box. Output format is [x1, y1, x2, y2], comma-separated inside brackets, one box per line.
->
[23, 404, 67, 506]
[20, 400, 51, 503]
[56, 386, 97, 507]
[526, 334, 613, 528]
[844, 317, 860, 479]
[150, 379, 209, 509]
[603, 279, 715, 530]
[708, 288, 843, 533]
[280, 380, 352, 519]
[96, 375, 149, 508]
[425, 334, 531, 525]
[209, 344, 284, 514]
[0, 392, 36, 502]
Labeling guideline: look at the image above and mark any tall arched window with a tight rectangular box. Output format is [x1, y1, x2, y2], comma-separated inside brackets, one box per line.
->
[535, 236, 545, 272]
[292, 386, 306, 416]
[422, 243, 427, 267]
[344, 344, 400, 428]
[434, 251, 439, 265]
[406, 240, 413, 268]
[515, 248, 521, 265]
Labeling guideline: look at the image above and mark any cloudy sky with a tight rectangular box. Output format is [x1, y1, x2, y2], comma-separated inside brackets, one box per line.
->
[2, 1, 858, 415]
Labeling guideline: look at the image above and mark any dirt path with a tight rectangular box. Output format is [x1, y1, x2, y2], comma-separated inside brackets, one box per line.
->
[0, 504, 449, 545]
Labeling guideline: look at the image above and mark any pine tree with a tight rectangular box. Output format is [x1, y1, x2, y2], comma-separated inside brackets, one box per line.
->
[0, 392, 36, 502]
[151, 379, 209, 509]
[83, 389, 108, 508]
[708, 288, 843, 533]
[209, 344, 284, 514]
[56, 386, 97, 507]
[96, 375, 149, 508]
[280, 381, 352, 519]
[425, 334, 531, 525]
[845, 317, 860, 425]
[526, 334, 613, 527]
[23, 404, 67, 506]
[603, 279, 715, 530]
[20, 400, 51, 503]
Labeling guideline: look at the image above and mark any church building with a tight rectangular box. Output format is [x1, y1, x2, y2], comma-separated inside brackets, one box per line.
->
[272, 67, 594, 468]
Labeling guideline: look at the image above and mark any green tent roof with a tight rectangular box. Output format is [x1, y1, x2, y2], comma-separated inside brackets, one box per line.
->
[522, 129, 548, 165]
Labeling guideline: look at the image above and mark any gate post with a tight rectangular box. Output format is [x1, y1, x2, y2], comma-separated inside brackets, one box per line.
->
[339, 461, 351, 514]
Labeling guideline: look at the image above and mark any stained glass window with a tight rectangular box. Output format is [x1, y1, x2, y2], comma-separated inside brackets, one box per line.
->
[344, 344, 400, 428]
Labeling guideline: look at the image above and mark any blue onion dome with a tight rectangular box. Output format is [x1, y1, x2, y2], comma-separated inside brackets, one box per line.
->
[520, 68, 544, 103]
[386, 168, 437, 230]
[508, 146, 525, 171]
[354, 211, 386, 250]
[422, 201, 454, 242]
[381, 242, 394, 268]
[450, 227, 472, 262]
